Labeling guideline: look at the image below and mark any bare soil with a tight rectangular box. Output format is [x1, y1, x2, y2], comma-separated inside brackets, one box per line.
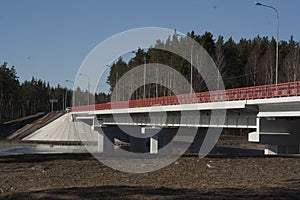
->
[0, 151, 299, 199]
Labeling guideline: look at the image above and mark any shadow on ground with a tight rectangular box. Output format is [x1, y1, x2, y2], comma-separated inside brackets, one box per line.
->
[1, 184, 299, 200]
[0, 153, 93, 164]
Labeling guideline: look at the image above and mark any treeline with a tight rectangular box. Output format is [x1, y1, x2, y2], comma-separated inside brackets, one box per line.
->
[107, 31, 300, 100]
[0, 62, 71, 122]
[0, 61, 111, 123]
[2, 31, 300, 122]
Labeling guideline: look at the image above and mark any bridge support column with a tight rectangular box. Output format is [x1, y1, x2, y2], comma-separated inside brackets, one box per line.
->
[149, 128, 174, 154]
[92, 116, 100, 130]
[150, 135, 158, 154]
[130, 136, 149, 153]
[129, 127, 152, 153]
[158, 134, 174, 154]
[128, 127, 175, 154]
[93, 126, 115, 153]
[192, 128, 207, 154]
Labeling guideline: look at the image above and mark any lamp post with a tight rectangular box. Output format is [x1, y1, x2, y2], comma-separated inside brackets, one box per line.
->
[66, 80, 74, 108]
[174, 30, 192, 93]
[190, 45, 193, 93]
[132, 50, 146, 99]
[106, 64, 118, 100]
[174, 29, 193, 93]
[79, 73, 90, 105]
[255, 2, 279, 86]
[143, 55, 146, 98]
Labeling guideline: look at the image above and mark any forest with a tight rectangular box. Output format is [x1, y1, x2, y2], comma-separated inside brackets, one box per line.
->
[0, 63, 71, 122]
[1, 31, 300, 122]
[107, 31, 300, 100]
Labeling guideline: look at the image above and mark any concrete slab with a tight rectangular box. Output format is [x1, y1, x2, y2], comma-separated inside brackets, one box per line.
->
[23, 113, 98, 142]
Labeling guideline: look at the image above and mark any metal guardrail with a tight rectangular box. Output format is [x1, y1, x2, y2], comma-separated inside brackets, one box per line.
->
[71, 81, 300, 112]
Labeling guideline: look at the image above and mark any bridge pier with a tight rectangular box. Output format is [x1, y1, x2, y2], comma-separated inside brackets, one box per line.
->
[150, 135, 158, 154]
[93, 126, 115, 153]
[91, 125, 179, 154]
[192, 128, 207, 154]
[129, 127, 154, 153]
[91, 124, 218, 155]
[131, 127, 174, 154]
[150, 130, 174, 154]
[130, 137, 149, 153]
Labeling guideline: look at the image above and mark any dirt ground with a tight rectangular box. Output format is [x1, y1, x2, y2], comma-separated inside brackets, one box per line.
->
[0, 149, 299, 199]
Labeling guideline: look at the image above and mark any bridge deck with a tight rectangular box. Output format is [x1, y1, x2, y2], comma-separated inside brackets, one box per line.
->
[72, 81, 300, 112]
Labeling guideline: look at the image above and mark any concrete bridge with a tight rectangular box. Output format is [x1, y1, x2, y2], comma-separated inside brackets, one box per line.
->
[30, 81, 300, 155]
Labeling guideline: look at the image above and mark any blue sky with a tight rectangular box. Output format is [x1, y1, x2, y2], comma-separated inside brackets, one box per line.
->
[0, 0, 300, 88]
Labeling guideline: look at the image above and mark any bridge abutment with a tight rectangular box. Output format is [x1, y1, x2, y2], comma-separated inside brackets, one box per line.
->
[249, 116, 300, 155]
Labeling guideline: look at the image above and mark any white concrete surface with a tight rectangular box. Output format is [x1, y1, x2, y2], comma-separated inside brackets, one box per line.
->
[23, 113, 98, 142]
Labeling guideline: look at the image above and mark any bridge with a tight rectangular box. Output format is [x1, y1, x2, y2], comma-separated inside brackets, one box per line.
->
[68, 81, 300, 155]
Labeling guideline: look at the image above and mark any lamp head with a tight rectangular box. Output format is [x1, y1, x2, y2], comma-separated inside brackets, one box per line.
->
[255, 2, 262, 6]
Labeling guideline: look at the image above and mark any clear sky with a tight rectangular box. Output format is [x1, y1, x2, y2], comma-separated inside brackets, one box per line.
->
[0, 0, 299, 88]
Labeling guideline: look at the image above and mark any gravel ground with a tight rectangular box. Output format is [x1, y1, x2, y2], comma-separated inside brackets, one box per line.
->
[0, 152, 299, 199]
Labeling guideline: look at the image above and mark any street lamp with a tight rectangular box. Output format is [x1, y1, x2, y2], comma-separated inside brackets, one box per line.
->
[143, 55, 146, 99]
[255, 2, 279, 86]
[190, 45, 193, 93]
[65, 80, 74, 108]
[106, 64, 118, 100]
[79, 73, 90, 105]
[174, 29, 193, 93]
[132, 50, 146, 99]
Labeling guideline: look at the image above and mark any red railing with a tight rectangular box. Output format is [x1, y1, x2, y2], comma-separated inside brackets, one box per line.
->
[71, 81, 300, 112]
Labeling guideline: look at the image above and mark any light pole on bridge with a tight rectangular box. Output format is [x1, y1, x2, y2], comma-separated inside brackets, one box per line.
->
[79, 73, 90, 105]
[106, 64, 119, 101]
[65, 80, 74, 108]
[174, 30, 193, 94]
[255, 2, 280, 86]
[131, 50, 146, 99]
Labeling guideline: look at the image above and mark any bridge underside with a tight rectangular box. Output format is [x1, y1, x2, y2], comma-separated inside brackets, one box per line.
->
[93, 125, 210, 154]
[74, 109, 256, 155]
[72, 99, 300, 155]
[96, 109, 257, 129]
